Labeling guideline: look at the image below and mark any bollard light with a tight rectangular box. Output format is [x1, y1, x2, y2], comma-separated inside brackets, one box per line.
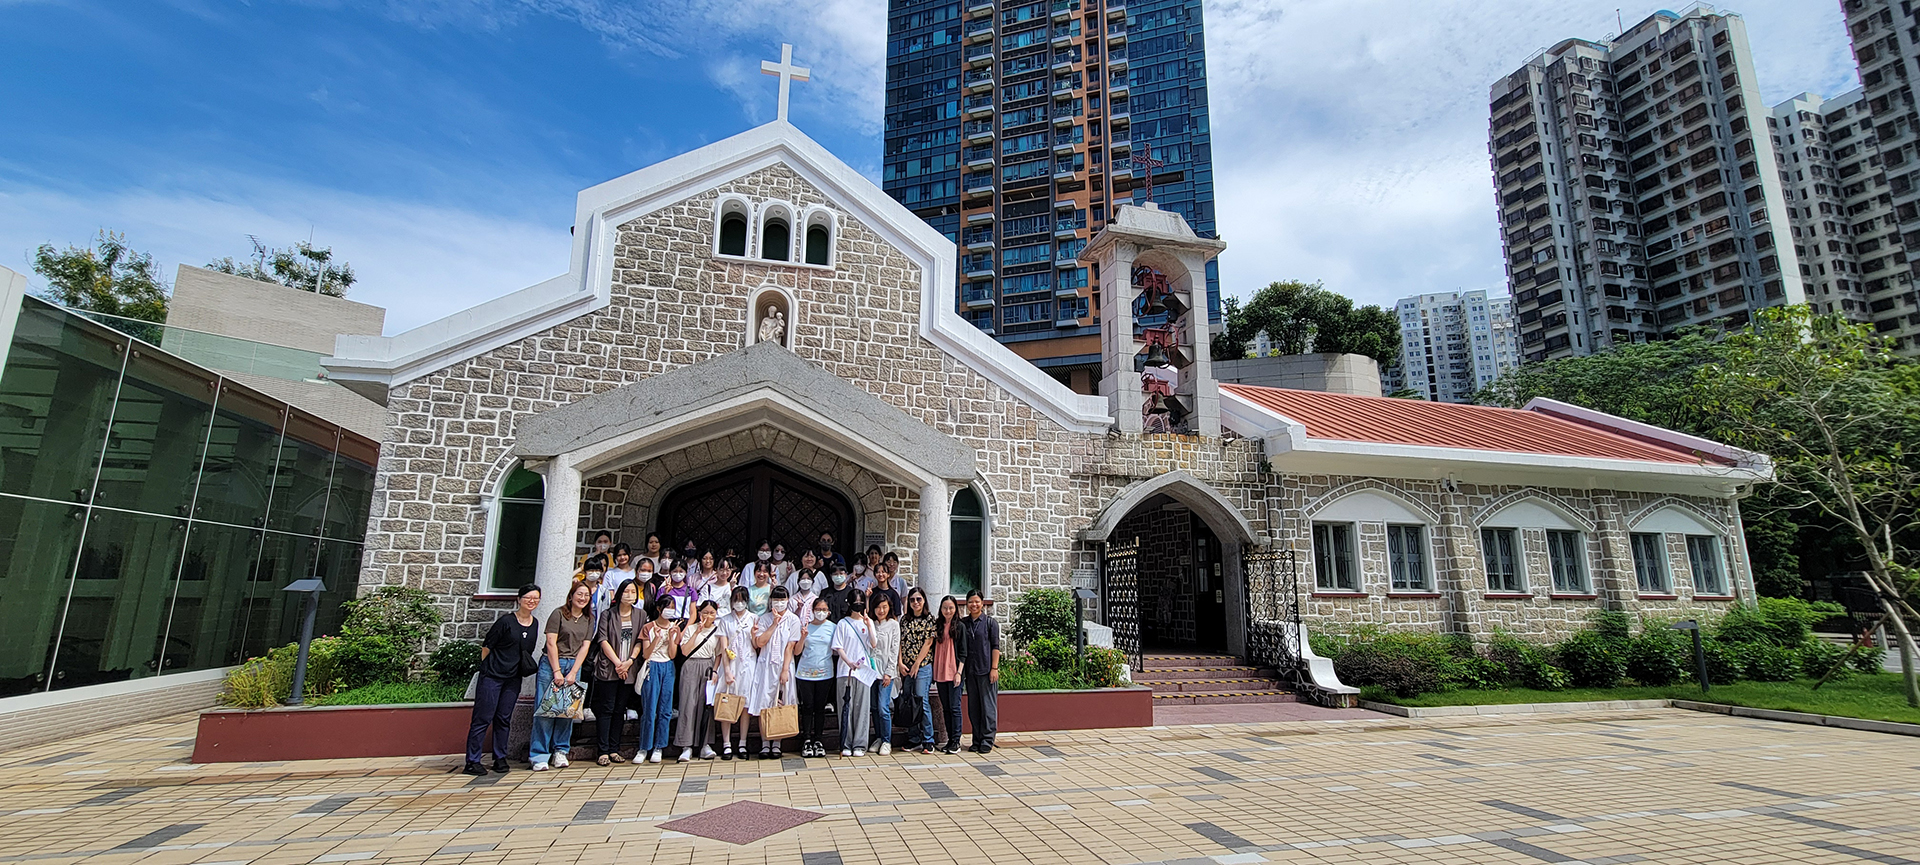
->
[1669, 619, 1709, 694]
[282, 578, 327, 705]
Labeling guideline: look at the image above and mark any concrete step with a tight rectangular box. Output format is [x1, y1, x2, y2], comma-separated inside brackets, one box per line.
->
[1140, 653, 1243, 670]
[1137, 665, 1270, 681]
[1134, 678, 1287, 693]
[1151, 690, 1300, 705]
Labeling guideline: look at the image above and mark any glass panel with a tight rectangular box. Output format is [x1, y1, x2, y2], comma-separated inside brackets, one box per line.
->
[267, 410, 336, 536]
[0, 494, 86, 696]
[324, 433, 378, 541]
[1631, 533, 1666, 592]
[162, 523, 261, 672]
[0, 300, 126, 502]
[950, 517, 982, 598]
[1688, 536, 1725, 594]
[311, 539, 362, 637]
[489, 499, 543, 594]
[240, 531, 320, 658]
[48, 509, 188, 691]
[195, 384, 284, 528]
[94, 347, 218, 515]
[500, 464, 544, 500]
[951, 487, 982, 518]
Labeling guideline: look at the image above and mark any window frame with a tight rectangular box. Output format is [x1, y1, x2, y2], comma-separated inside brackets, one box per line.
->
[1311, 521, 1358, 592]
[1546, 529, 1589, 594]
[1480, 527, 1524, 593]
[1386, 523, 1431, 592]
[1629, 531, 1670, 594]
[479, 463, 544, 596]
[1686, 534, 1728, 596]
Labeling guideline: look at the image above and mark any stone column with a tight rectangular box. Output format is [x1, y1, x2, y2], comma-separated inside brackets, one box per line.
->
[1098, 242, 1143, 432]
[532, 453, 583, 618]
[1176, 251, 1220, 437]
[918, 479, 952, 599]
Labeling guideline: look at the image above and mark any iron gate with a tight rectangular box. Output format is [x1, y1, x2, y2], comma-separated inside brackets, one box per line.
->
[1243, 546, 1302, 690]
[1103, 536, 1141, 674]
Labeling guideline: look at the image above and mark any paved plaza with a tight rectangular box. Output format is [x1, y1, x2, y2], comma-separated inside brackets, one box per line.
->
[1, 707, 1916, 865]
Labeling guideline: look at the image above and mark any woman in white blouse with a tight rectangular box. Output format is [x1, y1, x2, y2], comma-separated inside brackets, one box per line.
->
[714, 586, 758, 760]
[867, 594, 901, 755]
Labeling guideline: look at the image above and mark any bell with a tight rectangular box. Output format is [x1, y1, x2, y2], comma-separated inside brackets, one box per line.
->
[1144, 393, 1170, 414]
[1138, 292, 1166, 317]
[1142, 341, 1169, 368]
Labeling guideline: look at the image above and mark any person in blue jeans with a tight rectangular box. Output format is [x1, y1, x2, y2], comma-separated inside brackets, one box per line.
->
[634, 598, 682, 763]
[530, 581, 596, 771]
[896, 588, 937, 753]
[867, 594, 900, 754]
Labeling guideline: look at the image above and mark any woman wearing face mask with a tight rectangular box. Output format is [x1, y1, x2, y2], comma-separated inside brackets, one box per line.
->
[661, 565, 697, 623]
[820, 566, 856, 621]
[898, 588, 937, 754]
[590, 578, 645, 765]
[770, 543, 792, 584]
[635, 599, 680, 764]
[932, 594, 970, 754]
[715, 586, 758, 759]
[868, 594, 900, 755]
[464, 584, 541, 776]
[794, 597, 839, 758]
[749, 586, 802, 758]
[576, 530, 613, 573]
[831, 596, 876, 757]
[742, 540, 775, 589]
[633, 559, 658, 606]
[673, 600, 723, 762]
[787, 549, 818, 597]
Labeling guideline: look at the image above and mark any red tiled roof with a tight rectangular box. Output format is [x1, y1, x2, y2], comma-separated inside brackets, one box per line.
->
[1221, 384, 1714, 465]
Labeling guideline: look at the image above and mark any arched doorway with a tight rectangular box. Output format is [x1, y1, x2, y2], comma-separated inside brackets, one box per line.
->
[655, 460, 855, 558]
[1082, 471, 1258, 660]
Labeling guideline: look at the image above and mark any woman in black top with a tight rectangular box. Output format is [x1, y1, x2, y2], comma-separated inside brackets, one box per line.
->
[465, 584, 542, 775]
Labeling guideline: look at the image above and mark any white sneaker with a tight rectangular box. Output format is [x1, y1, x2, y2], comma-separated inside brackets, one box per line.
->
[699, 746, 716, 759]
[879, 742, 891, 756]
[840, 748, 852, 757]
[625, 709, 638, 721]
[551, 752, 569, 768]
[648, 749, 662, 763]
[532, 761, 549, 771]
[853, 748, 865, 757]
[678, 748, 693, 762]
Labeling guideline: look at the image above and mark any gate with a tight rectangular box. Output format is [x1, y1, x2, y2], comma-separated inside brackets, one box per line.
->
[1103, 536, 1141, 674]
[1242, 546, 1302, 690]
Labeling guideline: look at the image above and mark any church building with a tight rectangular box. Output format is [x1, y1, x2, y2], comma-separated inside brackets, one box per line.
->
[320, 66, 1772, 695]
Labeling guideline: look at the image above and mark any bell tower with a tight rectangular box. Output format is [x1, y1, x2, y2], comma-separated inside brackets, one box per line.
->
[1081, 203, 1228, 436]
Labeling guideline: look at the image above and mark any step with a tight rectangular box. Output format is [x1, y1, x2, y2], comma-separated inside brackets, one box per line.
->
[1151, 690, 1300, 705]
[1140, 653, 1244, 670]
[1135, 665, 1269, 681]
[1134, 678, 1287, 694]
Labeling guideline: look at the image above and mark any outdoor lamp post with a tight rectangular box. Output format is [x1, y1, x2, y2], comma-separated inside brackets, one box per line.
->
[1669, 619, 1709, 694]
[282, 578, 327, 705]
[1072, 587, 1097, 658]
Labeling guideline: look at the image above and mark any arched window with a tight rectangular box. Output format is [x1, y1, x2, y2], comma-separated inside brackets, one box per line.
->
[715, 197, 751, 257]
[485, 463, 544, 594]
[949, 487, 984, 597]
[761, 209, 792, 262]
[803, 210, 833, 265]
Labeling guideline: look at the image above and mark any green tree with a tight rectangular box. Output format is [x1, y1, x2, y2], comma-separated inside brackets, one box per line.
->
[1212, 280, 1399, 364]
[1695, 306, 1920, 707]
[1474, 330, 1721, 432]
[30, 230, 170, 323]
[208, 237, 355, 297]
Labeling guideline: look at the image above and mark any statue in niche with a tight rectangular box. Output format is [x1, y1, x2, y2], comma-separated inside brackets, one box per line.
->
[757, 304, 787, 346]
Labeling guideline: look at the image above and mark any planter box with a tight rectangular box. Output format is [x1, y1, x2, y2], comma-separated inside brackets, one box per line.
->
[193, 702, 474, 763]
[193, 686, 1153, 763]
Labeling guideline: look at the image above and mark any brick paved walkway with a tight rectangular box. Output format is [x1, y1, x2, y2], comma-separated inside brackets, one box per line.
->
[2, 707, 1916, 865]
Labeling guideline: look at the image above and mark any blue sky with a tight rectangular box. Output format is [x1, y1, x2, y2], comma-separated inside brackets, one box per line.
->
[0, 0, 1859, 334]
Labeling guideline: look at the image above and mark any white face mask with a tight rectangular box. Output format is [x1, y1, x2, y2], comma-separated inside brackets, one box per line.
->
[799, 579, 813, 592]
[853, 564, 865, 574]
[758, 550, 771, 561]
[812, 610, 829, 623]
[595, 541, 610, 552]
[671, 573, 684, 584]
[831, 574, 847, 587]
[773, 550, 785, 561]
[773, 599, 789, 613]
[732, 601, 748, 613]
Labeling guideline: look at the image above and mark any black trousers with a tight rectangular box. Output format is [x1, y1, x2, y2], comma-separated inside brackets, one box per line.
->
[798, 678, 835, 743]
[466, 674, 519, 763]
[966, 674, 997, 747]
[937, 680, 964, 747]
[590, 677, 631, 754]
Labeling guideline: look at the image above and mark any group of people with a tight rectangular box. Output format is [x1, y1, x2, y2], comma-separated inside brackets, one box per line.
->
[463, 531, 1003, 776]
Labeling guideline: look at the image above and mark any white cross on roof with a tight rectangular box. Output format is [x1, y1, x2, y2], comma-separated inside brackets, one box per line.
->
[761, 43, 811, 123]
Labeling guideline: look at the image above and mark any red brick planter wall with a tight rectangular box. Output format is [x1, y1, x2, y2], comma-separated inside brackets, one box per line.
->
[970, 687, 1153, 733]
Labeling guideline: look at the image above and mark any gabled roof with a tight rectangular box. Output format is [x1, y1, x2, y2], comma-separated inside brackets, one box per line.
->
[1219, 383, 1771, 492]
[319, 120, 1110, 433]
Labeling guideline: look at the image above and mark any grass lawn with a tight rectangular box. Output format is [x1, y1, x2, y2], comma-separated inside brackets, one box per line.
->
[316, 681, 468, 706]
[1365, 675, 1920, 725]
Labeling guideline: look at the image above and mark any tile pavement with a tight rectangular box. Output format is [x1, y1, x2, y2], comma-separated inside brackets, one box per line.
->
[1, 707, 1917, 865]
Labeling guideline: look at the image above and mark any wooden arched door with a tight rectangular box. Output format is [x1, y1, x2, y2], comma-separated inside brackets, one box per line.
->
[655, 461, 855, 558]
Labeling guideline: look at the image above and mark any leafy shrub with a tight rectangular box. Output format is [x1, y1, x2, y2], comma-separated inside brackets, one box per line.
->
[1713, 597, 1843, 647]
[1589, 610, 1634, 644]
[1701, 638, 1746, 685]
[318, 680, 467, 706]
[1849, 644, 1888, 674]
[427, 641, 482, 683]
[1081, 646, 1129, 688]
[341, 586, 444, 644]
[1625, 624, 1692, 686]
[1027, 636, 1077, 673]
[1743, 643, 1800, 681]
[1330, 633, 1458, 698]
[1555, 630, 1626, 688]
[1010, 587, 1079, 645]
[334, 634, 412, 688]
[998, 654, 1077, 691]
[218, 637, 346, 708]
[1486, 632, 1568, 690]
[1794, 641, 1854, 681]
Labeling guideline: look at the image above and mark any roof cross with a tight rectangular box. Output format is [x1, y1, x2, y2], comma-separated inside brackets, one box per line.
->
[1130, 145, 1167, 203]
[761, 43, 811, 123]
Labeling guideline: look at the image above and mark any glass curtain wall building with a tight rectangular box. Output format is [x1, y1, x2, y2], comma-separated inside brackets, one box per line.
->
[0, 296, 378, 697]
[883, 0, 1219, 393]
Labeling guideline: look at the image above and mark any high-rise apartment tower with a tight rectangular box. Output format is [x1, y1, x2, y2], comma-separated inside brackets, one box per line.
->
[882, 0, 1220, 392]
[1837, 0, 1920, 350]
[1386, 290, 1521, 403]
[1488, 7, 1805, 363]
[1768, 91, 1889, 328]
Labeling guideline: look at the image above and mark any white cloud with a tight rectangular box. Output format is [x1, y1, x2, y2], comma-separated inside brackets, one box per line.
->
[0, 178, 570, 334]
